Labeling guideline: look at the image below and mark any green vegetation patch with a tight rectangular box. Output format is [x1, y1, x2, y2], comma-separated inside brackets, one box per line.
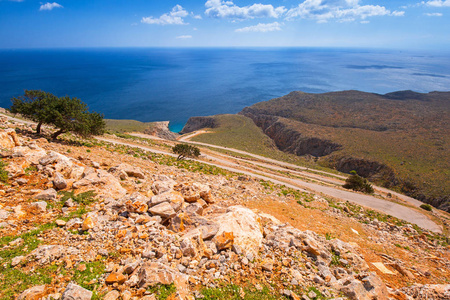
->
[105, 119, 155, 134]
[0, 264, 57, 300]
[59, 190, 96, 206]
[147, 283, 177, 300]
[72, 261, 105, 291]
[0, 159, 8, 183]
[420, 204, 433, 211]
[200, 283, 288, 300]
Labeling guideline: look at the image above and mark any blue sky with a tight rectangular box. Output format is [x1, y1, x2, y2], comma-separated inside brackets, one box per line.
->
[0, 0, 449, 49]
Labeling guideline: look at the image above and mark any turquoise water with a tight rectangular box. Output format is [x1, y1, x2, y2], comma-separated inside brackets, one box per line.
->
[0, 48, 449, 132]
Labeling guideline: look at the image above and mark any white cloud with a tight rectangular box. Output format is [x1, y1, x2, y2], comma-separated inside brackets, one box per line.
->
[142, 5, 189, 25]
[285, 0, 404, 23]
[423, 0, 450, 7]
[205, 0, 286, 19]
[39, 2, 63, 11]
[235, 22, 282, 32]
[176, 35, 192, 39]
[425, 12, 443, 16]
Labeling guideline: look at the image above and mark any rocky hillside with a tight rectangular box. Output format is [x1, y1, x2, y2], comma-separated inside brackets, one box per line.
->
[0, 117, 449, 300]
[239, 90, 450, 211]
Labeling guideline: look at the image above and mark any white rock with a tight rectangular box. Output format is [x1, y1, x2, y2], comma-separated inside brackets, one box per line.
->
[212, 206, 263, 257]
[61, 282, 92, 300]
[30, 201, 48, 212]
[35, 188, 57, 201]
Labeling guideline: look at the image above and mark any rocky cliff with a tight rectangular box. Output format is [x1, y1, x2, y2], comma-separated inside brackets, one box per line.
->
[239, 110, 342, 157]
[179, 117, 217, 135]
[143, 121, 179, 140]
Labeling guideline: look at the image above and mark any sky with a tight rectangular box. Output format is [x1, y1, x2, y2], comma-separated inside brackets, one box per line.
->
[0, 0, 449, 49]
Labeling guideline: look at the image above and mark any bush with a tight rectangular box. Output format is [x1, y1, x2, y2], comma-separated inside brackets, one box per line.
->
[420, 204, 433, 211]
[172, 144, 200, 161]
[343, 170, 374, 194]
[0, 160, 9, 183]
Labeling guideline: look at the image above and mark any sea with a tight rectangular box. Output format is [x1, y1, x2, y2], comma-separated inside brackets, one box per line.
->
[0, 48, 449, 132]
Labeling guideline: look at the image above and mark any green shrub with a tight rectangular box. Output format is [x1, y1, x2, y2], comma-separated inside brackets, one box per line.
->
[420, 204, 433, 211]
[0, 160, 9, 183]
[60, 190, 96, 205]
[172, 144, 200, 160]
[343, 171, 374, 194]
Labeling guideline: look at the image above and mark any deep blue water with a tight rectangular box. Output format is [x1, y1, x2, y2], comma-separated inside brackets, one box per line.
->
[1, 48, 449, 132]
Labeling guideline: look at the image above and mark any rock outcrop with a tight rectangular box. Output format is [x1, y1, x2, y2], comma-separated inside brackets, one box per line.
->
[179, 116, 217, 135]
[239, 111, 341, 157]
[143, 121, 179, 140]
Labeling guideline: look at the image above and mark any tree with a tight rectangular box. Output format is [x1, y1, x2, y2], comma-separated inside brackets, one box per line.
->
[172, 144, 200, 160]
[343, 170, 374, 194]
[10, 90, 105, 139]
[10, 90, 58, 134]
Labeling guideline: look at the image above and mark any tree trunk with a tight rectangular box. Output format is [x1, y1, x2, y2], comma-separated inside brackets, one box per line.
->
[36, 122, 42, 134]
[51, 129, 65, 139]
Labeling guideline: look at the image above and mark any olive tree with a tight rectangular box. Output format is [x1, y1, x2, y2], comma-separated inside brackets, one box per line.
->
[10, 90, 105, 139]
[343, 170, 374, 194]
[172, 144, 200, 160]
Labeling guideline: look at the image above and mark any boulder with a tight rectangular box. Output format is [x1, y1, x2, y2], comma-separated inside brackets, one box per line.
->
[138, 262, 190, 298]
[168, 213, 194, 232]
[11, 255, 25, 267]
[61, 282, 93, 300]
[103, 290, 120, 300]
[0, 129, 21, 149]
[35, 188, 57, 201]
[73, 169, 126, 199]
[151, 176, 176, 194]
[212, 206, 263, 257]
[338, 273, 387, 300]
[180, 237, 198, 257]
[39, 151, 84, 180]
[149, 190, 184, 212]
[105, 272, 127, 285]
[0, 209, 10, 220]
[185, 203, 204, 216]
[109, 163, 145, 179]
[124, 193, 150, 214]
[361, 273, 388, 299]
[17, 285, 46, 300]
[213, 231, 234, 251]
[12, 146, 47, 165]
[30, 201, 48, 213]
[149, 202, 176, 219]
[340, 279, 372, 300]
[82, 216, 95, 231]
[53, 172, 68, 190]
